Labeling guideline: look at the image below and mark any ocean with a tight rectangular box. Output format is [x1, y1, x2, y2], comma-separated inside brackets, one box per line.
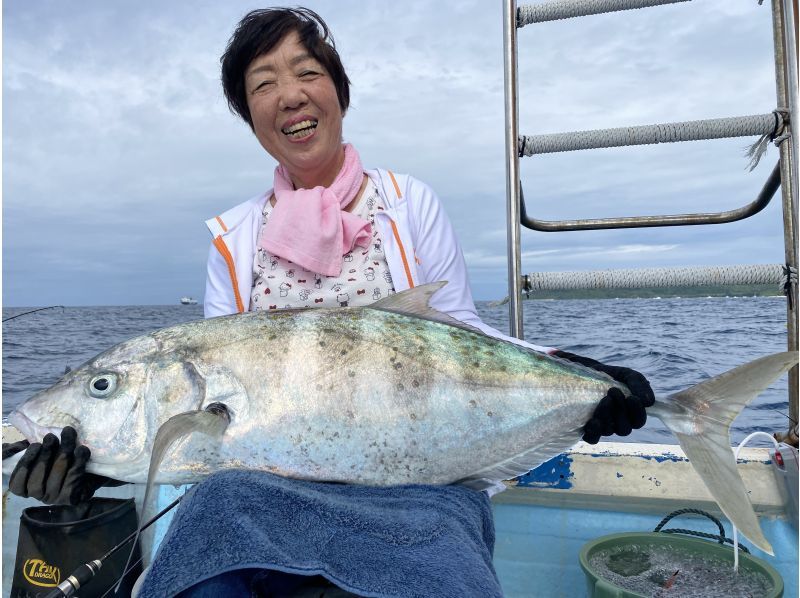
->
[2, 296, 792, 446]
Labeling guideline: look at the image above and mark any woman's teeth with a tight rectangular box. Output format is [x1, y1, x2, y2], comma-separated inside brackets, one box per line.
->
[282, 120, 318, 139]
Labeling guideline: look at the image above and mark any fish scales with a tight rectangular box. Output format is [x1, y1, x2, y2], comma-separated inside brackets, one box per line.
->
[165, 308, 615, 485]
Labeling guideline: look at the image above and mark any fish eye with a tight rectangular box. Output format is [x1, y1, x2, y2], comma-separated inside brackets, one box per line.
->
[88, 373, 118, 398]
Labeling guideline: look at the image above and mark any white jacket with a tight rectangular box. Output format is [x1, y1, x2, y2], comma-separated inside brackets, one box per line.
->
[204, 168, 551, 353]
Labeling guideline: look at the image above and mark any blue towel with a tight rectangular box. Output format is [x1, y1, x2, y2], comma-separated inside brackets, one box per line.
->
[138, 470, 501, 597]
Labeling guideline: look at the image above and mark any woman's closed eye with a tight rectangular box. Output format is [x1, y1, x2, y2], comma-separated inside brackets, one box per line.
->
[251, 80, 275, 94]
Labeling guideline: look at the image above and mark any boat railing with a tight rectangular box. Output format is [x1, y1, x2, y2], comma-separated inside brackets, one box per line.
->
[502, 0, 798, 434]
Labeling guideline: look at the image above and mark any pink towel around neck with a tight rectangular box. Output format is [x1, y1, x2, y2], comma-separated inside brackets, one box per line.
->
[259, 143, 372, 277]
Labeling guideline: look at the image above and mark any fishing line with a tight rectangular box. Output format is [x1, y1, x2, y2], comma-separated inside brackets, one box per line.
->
[41, 494, 184, 598]
[99, 555, 146, 598]
[2, 305, 64, 322]
[770, 407, 798, 425]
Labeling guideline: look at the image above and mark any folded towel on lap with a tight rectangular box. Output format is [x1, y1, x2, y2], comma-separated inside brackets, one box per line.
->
[138, 469, 502, 598]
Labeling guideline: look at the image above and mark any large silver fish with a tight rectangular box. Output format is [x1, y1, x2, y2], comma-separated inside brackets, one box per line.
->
[4, 283, 797, 554]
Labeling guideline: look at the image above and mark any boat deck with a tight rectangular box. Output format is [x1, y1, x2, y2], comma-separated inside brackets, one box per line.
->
[3, 441, 797, 597]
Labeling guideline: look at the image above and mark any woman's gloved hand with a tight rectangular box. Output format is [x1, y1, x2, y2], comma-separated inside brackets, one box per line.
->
[3, 426, 120, 505]
[552, 350, 655, 444]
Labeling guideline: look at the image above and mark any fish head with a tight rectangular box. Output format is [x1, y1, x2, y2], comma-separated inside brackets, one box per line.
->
[7, 334, 202, 474]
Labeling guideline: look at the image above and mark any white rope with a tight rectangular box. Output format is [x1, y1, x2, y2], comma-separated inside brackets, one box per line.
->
[744, 110, 788, 170]
[519, 114, 778, 156]
[525, 264, 784, 292]
[517, 0, 690, 26]
[732, 432, 781, 571]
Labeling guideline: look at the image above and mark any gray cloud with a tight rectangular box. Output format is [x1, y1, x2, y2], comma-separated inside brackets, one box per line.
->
[3, 0, 787, 305]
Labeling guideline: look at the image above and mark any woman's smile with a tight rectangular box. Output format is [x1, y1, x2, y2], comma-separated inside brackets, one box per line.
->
[281, 116, 319, 141]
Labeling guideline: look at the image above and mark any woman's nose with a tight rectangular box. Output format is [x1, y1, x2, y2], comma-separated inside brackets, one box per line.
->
[278, 81, 308, 111]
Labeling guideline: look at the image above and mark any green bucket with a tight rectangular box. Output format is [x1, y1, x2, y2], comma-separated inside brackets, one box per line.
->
[579, 531, 784, 598]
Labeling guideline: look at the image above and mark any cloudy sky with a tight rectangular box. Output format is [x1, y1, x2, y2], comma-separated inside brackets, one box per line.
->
[3, 0, 787, 306]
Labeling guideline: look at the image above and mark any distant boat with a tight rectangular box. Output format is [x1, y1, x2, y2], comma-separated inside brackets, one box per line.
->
[180, 297, 198, 305]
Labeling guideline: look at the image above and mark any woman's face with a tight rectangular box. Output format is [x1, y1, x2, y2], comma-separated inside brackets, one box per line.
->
[245, 30, 344, 189]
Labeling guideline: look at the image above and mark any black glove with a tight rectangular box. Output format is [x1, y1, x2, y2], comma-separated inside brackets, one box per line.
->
[4, 426, 120, 505]
[552, 350, 655, 445]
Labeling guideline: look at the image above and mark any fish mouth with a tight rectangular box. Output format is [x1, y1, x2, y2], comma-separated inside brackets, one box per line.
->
[7, 410, 67, 443]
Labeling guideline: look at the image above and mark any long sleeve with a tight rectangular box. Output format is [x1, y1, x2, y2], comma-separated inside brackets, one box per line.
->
[204, 242, 240, 318]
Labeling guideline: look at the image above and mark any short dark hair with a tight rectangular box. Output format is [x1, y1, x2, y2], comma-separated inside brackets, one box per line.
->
[220, 7, 351, 129]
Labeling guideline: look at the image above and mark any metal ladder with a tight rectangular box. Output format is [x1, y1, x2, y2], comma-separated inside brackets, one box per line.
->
[503, 0, 798, 431]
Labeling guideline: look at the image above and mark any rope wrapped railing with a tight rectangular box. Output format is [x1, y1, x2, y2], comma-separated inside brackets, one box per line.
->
[519, 113, 780, 156]
[523, 264, 785, 292]
[517, 0, 690, 26]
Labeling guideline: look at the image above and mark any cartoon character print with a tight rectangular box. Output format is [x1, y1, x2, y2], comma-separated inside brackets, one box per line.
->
[372, 288, 381, 300]
[279, 282, 291, 297]
[337, 293, 350, 307]
[314, 274, 322, 289]
[270, 256, 279, 270]
[343, 253, 353, 263]
[298, 289, 312, 301]
[331, 283, 344, 292]
[373, 238, 382, 253]
[383, 271, 393, 285]
[364, 267, 375, 281]
[286, 269, 295, 279]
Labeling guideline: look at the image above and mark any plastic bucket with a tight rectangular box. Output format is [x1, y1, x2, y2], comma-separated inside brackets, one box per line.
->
[579, 532, 784, 598]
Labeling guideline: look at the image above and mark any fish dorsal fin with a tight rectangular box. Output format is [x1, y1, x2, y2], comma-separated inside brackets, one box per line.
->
[370, 281, 484, 335]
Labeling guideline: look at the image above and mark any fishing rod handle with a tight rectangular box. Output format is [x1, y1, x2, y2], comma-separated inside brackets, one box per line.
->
[42, 560, 102, 598]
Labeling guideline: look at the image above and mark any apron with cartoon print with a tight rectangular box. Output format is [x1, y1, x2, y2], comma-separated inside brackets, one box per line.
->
[250, 178, 396, 311]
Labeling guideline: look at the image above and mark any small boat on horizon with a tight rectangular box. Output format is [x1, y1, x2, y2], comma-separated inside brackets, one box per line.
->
[180, 297, 198, 305]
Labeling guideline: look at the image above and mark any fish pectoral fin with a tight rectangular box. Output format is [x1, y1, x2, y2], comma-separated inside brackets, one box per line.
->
[185, 360, 249, 421]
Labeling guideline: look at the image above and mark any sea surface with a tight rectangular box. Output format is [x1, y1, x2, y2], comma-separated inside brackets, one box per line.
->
[2, 296, 792, 446]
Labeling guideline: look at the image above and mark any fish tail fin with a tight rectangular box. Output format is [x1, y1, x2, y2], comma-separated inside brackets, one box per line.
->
[651, 351, 798, 555]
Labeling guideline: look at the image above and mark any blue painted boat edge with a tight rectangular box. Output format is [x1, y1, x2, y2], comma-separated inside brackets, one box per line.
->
[497, 441, 788, 517]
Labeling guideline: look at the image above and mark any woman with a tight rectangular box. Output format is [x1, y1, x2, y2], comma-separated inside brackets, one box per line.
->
[6, 8, 653, 598]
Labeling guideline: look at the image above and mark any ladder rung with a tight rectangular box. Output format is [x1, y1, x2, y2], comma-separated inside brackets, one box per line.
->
[519, 113, 778, 156]
[518, 0, 691, 27]
[520, 161, 781, 232]
[523, 264, 785, 292]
